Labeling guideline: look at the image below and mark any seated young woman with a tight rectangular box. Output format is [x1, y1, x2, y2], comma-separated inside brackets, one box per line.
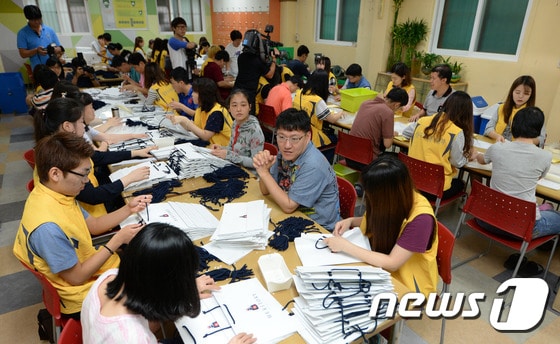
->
[34, 98, 154, 217]
[68, 92, 147, 151]
[143, 62, 179, 112]
[82, 222, 256, 344]
[324, 155, 438, 297]
[210, 89, 264, 169]
[293, 70, 343, 148]
[168, 78, 232, 147]
[403, 91, 478, 200]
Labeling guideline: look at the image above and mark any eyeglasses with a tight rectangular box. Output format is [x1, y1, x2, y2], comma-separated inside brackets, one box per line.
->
[66, 169, 90, 181]
[276, 135, 305, 144]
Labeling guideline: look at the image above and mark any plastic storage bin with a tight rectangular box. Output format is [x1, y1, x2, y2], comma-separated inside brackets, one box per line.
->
[334, 163, 360, 185]
[478, 102, 501, 135]
[0, 73, 27, 114]
[339, 88, 378, 113]
[471, 96, 488, 134]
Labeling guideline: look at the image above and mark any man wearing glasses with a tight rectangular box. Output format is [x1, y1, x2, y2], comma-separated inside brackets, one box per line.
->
[253, 109, 340, 231]
[168, 17, 197, 70]
[13, 133, 150, 318]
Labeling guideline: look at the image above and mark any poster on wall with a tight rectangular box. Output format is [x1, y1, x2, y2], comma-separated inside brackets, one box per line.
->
[101, 0, 147, 30]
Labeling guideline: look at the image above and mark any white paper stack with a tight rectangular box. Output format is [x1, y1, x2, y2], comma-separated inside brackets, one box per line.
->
[203, 201, 272, 265]
[294, 228, 372, 266]
[138, 201, 218, 241]
[109, 160, 178, 191]
[292, 265, 394, 344]
[211, 200, 271, 249]
[163, 143, 231, 179]
[176, 278, 296, 344]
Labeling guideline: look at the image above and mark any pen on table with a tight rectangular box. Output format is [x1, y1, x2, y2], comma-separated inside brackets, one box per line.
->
[144, 195, 150, 222]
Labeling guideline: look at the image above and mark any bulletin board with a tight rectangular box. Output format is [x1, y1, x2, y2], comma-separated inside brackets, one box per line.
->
[101, 0, 148, 30]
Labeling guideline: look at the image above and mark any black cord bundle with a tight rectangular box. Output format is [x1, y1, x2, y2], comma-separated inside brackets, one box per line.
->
[173, 138, 190, 145]
[190, 179, 248, 211]
[269, 217, 320, 251]
[125, 118, 159, 130]
[131, 179, 182, 203]
[204, 264, 254, 283]
[203, 164, 250, 183]
[195, 245, 221, 271]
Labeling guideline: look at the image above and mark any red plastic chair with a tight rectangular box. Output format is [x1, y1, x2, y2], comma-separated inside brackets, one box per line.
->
[334, 131, 374, 168]
[58, 318, 82, 344]
[263, 142, 278, 156]
[436, 221, 455, 344]
[19, 261, 68, 342]
[454, 180, 559, 279]
[337, 176, 357, 219]
[26, 179, 34, 193]
[24, 149, 35, 169]
[398, 152, 465, 216]
[258, 103, 277, 144]
[24, 62, 34, 87]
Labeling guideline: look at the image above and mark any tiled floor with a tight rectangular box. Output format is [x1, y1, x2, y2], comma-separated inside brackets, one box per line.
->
[1, 111, 559, 343]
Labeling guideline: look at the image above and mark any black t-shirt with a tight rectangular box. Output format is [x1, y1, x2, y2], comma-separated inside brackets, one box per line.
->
[234, 52, 268, 93]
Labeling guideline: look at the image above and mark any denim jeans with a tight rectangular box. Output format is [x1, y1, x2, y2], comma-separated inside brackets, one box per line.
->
[533, 210, 560, 238]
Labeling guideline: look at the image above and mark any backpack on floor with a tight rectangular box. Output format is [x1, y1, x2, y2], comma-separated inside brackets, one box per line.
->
[37, 308, 55, 343]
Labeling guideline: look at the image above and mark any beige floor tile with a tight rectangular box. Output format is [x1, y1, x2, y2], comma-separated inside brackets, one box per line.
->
[0, 303, 46, 344]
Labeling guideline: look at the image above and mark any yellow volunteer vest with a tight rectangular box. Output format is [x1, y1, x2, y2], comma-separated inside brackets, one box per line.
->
[495, 103, 526, 135]
[193, 103, 232, 146]
[408, 115, 463, 191]
[280, 66, 294, 83]
[255, 76, 269, 114]
[33, 159, 107, 217]
[151, 82, 179, 112]
[13, 182, 119, 314]
[293, 89, 331, 147]
[359, 192, 438, 297]
[384, 82, 416, 118]
[154, 50, 167, 71]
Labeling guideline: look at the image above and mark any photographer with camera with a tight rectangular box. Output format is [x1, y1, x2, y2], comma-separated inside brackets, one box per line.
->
[168, 17, 198, 77]
[68, 57, 100, 88]
[234, 26, 281, 115]
[17, 5, 62, 69]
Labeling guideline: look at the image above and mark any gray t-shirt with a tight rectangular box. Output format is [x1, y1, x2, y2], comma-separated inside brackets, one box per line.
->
[423, 86, 455, 116]
[484, 140, 551, 219]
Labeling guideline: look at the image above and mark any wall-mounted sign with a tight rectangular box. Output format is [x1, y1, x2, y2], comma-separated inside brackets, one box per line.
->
[101, 0, 147, 30]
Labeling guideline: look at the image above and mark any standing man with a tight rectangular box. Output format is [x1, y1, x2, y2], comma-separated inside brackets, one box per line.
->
[252, 109, 340, 231]
[409, 64, 455, 122]
[167, 17, 197, 71]
[347, 88, 409, 170]
[225, 30, 243, 78]
[17, 5, 62, 69]
[234, 30, 276, 115]
[287, 45, 311, 79]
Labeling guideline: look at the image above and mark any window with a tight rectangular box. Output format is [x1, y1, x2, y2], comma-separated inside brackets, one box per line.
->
[157, 0, 204, 33]
[316, 0, 360, 45]
[432, 0, 532, 60]
[27, 0, 90, 34]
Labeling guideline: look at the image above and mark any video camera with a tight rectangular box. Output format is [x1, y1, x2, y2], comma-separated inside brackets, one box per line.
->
[184, 42, 198, 83]
[242, 25, 283, 65]
[46, 43, 64, 58]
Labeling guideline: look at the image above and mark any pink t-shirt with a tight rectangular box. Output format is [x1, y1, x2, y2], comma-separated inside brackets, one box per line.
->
[82, 269, 158, 344]
[266, 82, 293, 115]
